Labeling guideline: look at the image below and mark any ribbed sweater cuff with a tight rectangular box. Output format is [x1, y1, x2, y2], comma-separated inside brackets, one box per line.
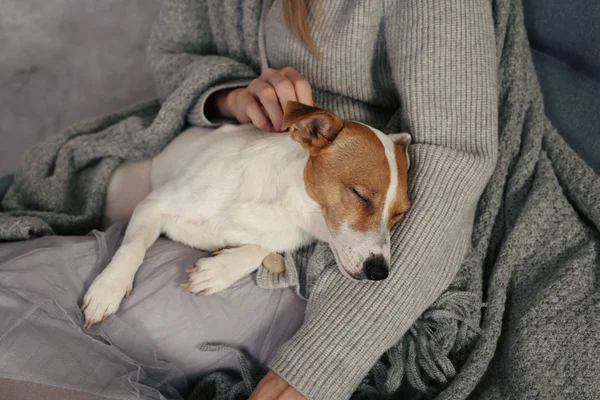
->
[187, 79, 252, 127]
[270, 145, 495, 400]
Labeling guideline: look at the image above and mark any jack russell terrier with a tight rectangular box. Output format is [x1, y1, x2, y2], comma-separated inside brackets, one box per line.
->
[82, 102, 411, 328]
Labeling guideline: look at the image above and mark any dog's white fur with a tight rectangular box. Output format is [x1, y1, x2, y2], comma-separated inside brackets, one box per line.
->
[82, 119, 410, 327]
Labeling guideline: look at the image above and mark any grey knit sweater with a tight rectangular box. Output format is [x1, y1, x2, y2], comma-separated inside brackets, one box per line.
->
[150, 1, 497, 399]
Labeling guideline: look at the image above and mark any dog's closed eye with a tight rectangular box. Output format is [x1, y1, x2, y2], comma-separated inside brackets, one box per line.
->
[351, 187, 371, 208]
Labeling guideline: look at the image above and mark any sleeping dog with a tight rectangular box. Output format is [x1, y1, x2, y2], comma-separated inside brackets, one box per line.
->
[82, 102, 411, 328]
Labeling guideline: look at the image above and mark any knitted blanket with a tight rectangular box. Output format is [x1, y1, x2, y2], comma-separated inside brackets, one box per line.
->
[2, 0, 599, 398]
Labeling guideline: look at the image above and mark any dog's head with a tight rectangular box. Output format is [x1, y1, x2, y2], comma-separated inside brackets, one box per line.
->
[283, 102, 411, 281]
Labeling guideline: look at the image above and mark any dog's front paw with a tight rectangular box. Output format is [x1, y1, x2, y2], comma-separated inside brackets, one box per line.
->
[183, 250, 247, 295]
[81, 272, 132, 329]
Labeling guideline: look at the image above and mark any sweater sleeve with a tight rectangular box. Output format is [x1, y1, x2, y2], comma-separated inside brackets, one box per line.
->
[269, 1, 498, 399]
[146, 0, 259, 127]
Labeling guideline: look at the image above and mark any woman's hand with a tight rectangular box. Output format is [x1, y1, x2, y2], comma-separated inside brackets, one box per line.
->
[209, 67, 314, 132]
[249, 370, 307, 400]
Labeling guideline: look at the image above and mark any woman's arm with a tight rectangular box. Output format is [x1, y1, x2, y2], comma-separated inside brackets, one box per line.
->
[268, 1, 498, 399]
[146, 0, 259, 127]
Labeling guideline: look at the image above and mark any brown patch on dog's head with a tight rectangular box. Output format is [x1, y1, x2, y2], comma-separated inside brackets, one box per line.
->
[283, 101, 412, 279]
[305, 121, 392, 234]
[284, 102, 394, 234]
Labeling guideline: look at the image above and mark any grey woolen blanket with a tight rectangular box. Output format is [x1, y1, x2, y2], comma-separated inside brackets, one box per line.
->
[2, 0, 599, 399]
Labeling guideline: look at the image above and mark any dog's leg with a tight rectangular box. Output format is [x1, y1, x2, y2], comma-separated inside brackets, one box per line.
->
[82, 200, 163, 328]
[184, 245, 272, 295]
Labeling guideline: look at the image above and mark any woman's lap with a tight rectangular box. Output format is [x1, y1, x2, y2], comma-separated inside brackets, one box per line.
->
[0, 224, 306, 397]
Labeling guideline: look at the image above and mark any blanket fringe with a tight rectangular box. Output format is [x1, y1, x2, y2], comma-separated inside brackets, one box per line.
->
[354, 291, 483, 399]
[186, 291, 483, 400]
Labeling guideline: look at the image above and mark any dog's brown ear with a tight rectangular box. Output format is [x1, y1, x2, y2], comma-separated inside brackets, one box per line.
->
[283, 101, 344, 152]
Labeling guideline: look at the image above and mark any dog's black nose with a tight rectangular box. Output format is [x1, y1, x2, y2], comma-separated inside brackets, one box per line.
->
[364, 255, 389, 281]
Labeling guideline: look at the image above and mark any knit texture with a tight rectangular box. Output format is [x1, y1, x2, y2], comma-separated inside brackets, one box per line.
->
[191, 0, 600, 398]
[3, 0, 600, 400]
[258, 1, 498, 399]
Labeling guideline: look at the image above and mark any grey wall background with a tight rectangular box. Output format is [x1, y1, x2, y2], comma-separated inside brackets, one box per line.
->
[0, 0, 163, 176]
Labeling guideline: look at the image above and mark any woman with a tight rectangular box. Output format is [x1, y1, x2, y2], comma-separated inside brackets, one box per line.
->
[0, 0, 497, 399]
[146, 0, 496, 398]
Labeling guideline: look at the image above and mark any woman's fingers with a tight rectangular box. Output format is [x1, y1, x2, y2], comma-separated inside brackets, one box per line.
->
[262, 68, 299, 119]
[229, 67, 314, 132]
[281, 67, 313, 106]
[249, 78, 285, 131]
[249, 370, 306, 400]
[237, 90, 273, 132]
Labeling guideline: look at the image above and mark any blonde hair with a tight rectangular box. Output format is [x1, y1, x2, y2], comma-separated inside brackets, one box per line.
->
[282, 0, 319, 57]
